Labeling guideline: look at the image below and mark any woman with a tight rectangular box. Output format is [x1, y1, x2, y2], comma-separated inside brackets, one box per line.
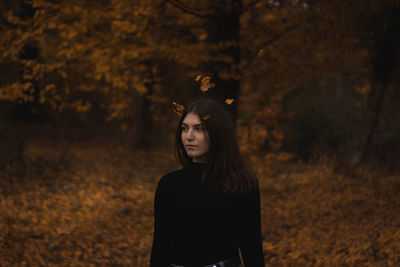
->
[150, 97, 265, 267]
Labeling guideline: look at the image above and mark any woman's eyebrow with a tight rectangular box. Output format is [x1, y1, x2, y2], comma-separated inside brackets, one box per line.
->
[181, 123, 203, 127]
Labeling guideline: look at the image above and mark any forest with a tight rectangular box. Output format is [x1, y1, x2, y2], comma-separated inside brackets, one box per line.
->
[1, 0, 400, 266]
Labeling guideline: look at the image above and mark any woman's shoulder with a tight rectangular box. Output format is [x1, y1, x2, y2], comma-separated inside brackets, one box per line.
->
[157, 168, 186, 188]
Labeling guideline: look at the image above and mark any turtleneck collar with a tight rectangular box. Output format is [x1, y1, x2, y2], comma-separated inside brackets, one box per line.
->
[187, 160, 205, 171]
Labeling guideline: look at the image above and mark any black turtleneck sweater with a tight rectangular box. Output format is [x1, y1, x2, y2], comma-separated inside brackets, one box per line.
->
[150, 162, 265, 267]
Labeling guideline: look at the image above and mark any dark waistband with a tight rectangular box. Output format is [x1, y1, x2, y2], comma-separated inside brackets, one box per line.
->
[170, 256, 242, 267]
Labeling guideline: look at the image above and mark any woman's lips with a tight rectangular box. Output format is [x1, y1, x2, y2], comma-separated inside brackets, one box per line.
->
[186, 145, 197, 149]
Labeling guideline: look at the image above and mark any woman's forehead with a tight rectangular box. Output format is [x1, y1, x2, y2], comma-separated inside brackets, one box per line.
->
[182, 112, 202, 125]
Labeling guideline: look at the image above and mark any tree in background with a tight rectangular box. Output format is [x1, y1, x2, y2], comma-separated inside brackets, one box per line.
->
[301, 0, 400, 164]
[159, 0, 315, 122]
[1, 0, 399, 165]
[341, 1, 400, 164]
[0, 0, 171, 146]
[239, 0, 400, 164]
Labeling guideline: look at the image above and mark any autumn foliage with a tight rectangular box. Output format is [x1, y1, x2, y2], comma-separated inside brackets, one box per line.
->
[1, 0, 400, 265]
[1, 137, 399, 266]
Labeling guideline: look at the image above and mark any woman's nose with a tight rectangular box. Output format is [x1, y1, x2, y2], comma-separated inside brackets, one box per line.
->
[187, 129, 194, 139]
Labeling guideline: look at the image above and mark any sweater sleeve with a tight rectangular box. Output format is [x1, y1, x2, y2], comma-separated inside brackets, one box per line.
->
[150, 177, 169, 267]
[239, 186, 265, 267]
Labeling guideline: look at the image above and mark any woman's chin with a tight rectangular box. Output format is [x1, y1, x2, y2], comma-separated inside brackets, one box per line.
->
[186, 150, 197, 156]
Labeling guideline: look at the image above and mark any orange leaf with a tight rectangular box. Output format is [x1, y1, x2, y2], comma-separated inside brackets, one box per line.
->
[57, 218, 76, 235]
[201, 114, 210, 120]
[225, 98, 234, 105]
[200, 76, 215, 92]
[172, 101, 185, 116]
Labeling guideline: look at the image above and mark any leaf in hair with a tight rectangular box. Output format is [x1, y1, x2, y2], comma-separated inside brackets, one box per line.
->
[201, 114, 211, 120]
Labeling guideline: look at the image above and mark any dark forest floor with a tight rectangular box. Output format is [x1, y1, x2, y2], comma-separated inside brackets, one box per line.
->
[0, 139, 399, 266]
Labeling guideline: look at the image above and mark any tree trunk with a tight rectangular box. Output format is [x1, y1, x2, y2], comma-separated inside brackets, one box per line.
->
[356, 80, 388, 164]
[354, 6, 400, 165]
[135, 64, 155, 148]
[204, 0, 242, 125]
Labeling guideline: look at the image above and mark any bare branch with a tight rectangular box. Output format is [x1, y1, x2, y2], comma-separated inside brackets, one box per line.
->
[244, 0, 287, 12]
[166, 0, 218, 18]
[243, 0, 263, 12]
[157, 0, 169, 8]
[243, 17, 317, 68]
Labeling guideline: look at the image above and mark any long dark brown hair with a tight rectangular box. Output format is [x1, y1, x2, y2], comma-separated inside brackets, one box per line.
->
[175, 97, 258, 195]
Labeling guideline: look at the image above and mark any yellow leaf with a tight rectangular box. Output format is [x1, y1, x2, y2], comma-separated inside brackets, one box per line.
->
[200, 76, 215, 92]
[201, 114, 210, 120]
[225, 98, 234, 105]
[172, 101, 185, 116]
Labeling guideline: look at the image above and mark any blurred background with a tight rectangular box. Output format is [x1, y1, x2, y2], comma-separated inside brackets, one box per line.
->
[1, 0, 399, 266]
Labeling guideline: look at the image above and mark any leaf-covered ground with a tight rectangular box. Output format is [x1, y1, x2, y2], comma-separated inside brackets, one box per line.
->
[1, 140, 399, 266]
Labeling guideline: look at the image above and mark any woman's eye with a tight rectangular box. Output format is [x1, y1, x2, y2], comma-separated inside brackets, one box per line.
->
[196, 127, 204, 131]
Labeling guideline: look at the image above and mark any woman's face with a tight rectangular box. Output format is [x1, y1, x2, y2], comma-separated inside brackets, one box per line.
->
[181, 112, 210, 163]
